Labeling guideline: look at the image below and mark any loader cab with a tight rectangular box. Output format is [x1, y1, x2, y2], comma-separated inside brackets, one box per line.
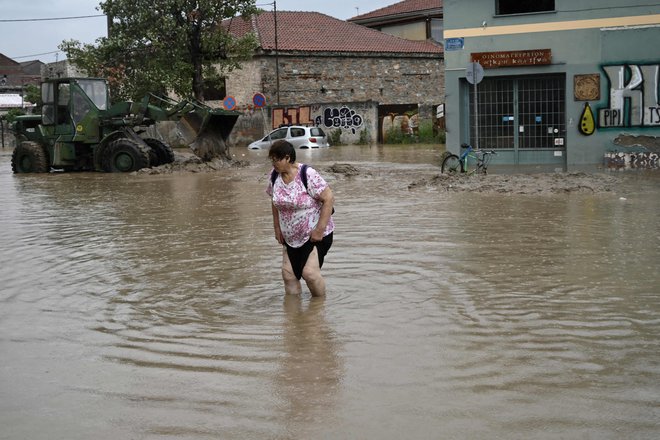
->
[41, 78, 109, 138]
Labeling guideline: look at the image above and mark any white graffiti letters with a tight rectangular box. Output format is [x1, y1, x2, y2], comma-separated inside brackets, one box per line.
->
[599, 64, 660, 127]
[641, 65, 660, 126]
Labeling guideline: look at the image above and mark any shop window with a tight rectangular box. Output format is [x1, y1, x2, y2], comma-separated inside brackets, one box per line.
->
[497, 0, 554, 15]
[469, 75, 565, 149]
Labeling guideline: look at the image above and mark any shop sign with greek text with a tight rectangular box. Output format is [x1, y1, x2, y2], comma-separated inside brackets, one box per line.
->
[471, 49, 552, 69]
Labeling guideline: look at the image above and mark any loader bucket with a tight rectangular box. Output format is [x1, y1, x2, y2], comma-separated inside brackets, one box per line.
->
[177, 108, 241, 161]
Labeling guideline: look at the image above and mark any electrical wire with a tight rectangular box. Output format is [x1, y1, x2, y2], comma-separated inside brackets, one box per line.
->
[10, 51, 62, 60]
[0, 14, 104, 23]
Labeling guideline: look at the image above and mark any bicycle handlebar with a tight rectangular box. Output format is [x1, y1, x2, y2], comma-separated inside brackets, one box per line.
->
[460, 144, 497, 154]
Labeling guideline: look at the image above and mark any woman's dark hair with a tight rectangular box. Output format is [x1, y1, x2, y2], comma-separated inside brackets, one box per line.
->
[268, 140, 296, 163]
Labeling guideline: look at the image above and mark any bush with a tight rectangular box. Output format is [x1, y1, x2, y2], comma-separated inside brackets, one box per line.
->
[4, 109, 25, 123]
[417, 120, 445, 143]
[358, 128, 370, 145]
[384, 127, 414, 144]
[384, 120, 446, 145]
[328, 129, 342, 146]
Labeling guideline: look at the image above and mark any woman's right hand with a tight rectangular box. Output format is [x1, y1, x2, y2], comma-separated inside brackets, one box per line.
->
[274, 227, 284, 245]
[271, 203, 284, 245]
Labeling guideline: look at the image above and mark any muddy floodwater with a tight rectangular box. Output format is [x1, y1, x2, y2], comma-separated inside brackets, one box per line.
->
[1, 145, 659, 439]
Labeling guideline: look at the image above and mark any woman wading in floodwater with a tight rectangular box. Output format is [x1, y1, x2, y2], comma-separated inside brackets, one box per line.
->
[266, 140, 335, 296]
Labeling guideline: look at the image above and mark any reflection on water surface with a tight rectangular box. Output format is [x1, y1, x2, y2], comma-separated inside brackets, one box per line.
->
[1, 146, 659, 439]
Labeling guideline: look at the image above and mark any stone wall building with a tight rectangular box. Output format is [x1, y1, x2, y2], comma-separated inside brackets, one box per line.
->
[224, 11, 444, 146]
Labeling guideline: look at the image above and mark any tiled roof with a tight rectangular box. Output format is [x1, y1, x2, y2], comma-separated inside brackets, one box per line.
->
[226, 11, 442, 55]
[350, 0, 442, 21]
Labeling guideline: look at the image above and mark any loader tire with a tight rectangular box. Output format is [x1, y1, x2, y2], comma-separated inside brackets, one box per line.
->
[103, 138, 150, 172]
[144, 138, 175, 167]
[12, 141, 50, 173]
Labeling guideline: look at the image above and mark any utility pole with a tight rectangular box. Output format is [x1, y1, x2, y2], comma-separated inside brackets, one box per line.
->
[274, 1, 280, 105]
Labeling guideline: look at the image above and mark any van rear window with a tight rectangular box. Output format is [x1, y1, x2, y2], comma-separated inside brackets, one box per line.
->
[290, 128, 305, 137]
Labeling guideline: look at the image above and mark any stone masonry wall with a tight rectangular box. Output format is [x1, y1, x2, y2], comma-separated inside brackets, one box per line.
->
[224, 59, 264, 110]
[226, 54, 444, 109]
[224, 53, 444, 146]
[261, 53, 444, 107]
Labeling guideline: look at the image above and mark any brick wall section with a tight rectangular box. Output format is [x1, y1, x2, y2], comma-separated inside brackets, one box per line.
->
[225, 53, 444, 146]
[225, 59, 264, 106]
[259, 53, 444, 107]
[226, 53, 444, 110]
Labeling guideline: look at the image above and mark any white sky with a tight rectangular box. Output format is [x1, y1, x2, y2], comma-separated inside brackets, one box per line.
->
[0, 0, 394, 64]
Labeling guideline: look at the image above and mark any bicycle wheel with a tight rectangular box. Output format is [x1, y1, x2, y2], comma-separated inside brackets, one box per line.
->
[480, 152, 494, 174]
[441, 154, 462, 175]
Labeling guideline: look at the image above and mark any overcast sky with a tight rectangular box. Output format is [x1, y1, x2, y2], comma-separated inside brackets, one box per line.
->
[0, 0, 394, 64]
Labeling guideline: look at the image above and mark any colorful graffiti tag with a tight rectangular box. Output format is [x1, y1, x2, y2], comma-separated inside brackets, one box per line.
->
[271, 105, 364, 133]
[604, 151, 659, 169]
[315, 106, 364, 134]
[272, 106, 315, 128]
[599, 64, 660, 128]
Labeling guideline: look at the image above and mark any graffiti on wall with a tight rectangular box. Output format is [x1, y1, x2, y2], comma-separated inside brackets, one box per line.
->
[381, 112, 418, 142]
[272, 106, 315, 128]
[599, 64, 660, 128]
[604, 151, 659, 169]
[271, 105, 364, 133]
[314, 106, 364, 134]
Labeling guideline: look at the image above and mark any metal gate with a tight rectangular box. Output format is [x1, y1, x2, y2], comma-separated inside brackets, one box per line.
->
[468, 74, 566, 165]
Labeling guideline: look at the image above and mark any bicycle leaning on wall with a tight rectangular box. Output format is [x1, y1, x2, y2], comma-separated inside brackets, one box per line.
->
[441, 143, 497, 175]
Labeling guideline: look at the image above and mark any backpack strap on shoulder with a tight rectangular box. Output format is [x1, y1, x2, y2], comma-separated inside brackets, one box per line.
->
[271, 164, 313, 196]
[300, 163, 309, 191]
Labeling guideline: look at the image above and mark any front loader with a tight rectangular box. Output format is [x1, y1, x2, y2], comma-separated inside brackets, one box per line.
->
[11, 77, 240, 173]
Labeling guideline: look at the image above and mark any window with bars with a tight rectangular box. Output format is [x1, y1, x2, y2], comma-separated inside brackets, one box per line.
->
[469, 75, 565, 149]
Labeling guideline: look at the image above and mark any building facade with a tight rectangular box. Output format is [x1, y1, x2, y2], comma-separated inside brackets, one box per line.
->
[443, 0, 660, 167]
[224, 11, 444, 147]
[349, 0, 443, 43]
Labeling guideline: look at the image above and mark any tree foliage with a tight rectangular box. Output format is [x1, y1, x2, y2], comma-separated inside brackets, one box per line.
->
[60, 0, 259, 101]
[24, 84, 41, 108]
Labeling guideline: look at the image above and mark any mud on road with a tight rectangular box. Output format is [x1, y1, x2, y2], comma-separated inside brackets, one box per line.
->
[406, 171, 620, 194]
[140, 151, 641, 195]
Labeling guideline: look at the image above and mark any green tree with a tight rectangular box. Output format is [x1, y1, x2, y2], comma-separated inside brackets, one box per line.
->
[60, 0, 259, 102]
[24, 84, 41, 108]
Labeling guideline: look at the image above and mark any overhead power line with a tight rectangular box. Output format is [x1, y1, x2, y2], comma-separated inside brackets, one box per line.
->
[0, 14, 104, 23]
[10, 50, 62, 60]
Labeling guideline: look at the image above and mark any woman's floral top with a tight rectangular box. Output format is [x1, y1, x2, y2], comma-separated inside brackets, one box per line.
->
[267, 164, 334, 248]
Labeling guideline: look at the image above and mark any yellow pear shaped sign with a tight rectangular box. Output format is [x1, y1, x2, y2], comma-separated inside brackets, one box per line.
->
[579, 102, 595, 135]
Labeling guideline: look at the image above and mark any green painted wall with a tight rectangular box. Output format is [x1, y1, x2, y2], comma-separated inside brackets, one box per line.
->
[443, 0, 660, 166]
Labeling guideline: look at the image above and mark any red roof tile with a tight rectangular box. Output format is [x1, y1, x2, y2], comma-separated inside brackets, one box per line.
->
[226, 11, 442, 55]
[351, 0, 442, 21]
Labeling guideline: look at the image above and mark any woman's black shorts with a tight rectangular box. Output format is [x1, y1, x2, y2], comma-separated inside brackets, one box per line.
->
[285, 232, 333, 280]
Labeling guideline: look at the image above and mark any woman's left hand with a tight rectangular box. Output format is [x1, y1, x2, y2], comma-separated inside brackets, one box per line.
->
[311, 187, 334, 242]
[310, 227, 324, 242]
